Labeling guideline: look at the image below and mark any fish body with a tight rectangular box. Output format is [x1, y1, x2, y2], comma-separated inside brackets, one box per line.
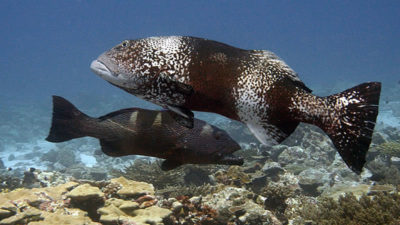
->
[90, 36, 381, 174]
[46, 96, 243, 170]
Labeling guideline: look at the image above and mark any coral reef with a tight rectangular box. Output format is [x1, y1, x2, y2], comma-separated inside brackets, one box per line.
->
[292, 192, 400, 225]
[202, 186, 279, 224]
[0, 177, 172, 225]
[375, 140, 400, 157]
[2, 89, 400, 224]
[161, 195, 219, 224]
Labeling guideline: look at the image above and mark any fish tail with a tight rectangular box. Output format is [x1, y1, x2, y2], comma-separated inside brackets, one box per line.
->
[46, 96, 92, 142]
[291, 82, 381, 174]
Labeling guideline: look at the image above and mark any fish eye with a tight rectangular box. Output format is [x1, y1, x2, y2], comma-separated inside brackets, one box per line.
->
[121, 40, 129, 47]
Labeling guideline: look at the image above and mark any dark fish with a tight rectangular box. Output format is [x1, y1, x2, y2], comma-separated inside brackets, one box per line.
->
[90, 36, 381, 174]
[45, 96, 243, 170]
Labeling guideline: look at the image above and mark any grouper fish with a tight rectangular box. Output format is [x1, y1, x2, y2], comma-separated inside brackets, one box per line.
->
[90, 36, 381, 174]
[45, 96, 243, 170]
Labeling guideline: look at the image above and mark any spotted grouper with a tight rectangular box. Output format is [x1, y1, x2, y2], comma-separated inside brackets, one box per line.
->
[46, 96, 243, 170]
[90, 36, 381, 174]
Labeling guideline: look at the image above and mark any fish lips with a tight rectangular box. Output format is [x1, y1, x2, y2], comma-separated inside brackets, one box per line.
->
[90, 60, 116, 80]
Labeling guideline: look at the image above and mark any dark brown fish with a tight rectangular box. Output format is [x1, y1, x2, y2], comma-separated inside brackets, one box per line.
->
[90, 36, 381, 174]
[45, 96, 243, 170]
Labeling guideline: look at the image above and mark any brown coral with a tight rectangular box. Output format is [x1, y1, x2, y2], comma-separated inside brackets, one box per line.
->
[294, 192, 400, 225]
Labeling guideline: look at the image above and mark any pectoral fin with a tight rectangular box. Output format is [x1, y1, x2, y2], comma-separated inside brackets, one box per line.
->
[166, 105, 194, 128]
[159, 71, 194, 96]
[174, 81, 194, 96]
[161, 159, 183, 171]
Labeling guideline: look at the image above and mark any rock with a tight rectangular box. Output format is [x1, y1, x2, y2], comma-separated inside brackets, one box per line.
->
[171, 201, 183, 213]
[278, 146, 307, 166]
[203, 186, 276, 224]
[183, 166, 211, 185]
[391, 156, 400, 167]
[52, 162, 66, 171]
[262, 161, 284, 176]
[110, 176, 155, 199]
[89, 168, 108, 181]
[22, 170, 40, 188]
[189, 196, 202, 205]
[0, 159, 4, 169]
[372, 132, 387, 145]
[7, 154, 15, 161]
[41, 148, 77, 168]
[267, 145, 287, 161]
[298, 168, 329, 196]
[366, 147, 380, 161]
[249, 174, 268, 193]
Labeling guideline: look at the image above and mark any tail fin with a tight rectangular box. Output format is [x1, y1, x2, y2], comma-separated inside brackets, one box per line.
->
[46, 96, 91, 142]
[319, 82, 381, 174]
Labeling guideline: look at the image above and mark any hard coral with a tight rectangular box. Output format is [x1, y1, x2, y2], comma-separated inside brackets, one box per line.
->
[162, 195, 219, 225]
[213, 166, 251, 187]
[295, 192, 400, 225]
[375, 140, 400, 157]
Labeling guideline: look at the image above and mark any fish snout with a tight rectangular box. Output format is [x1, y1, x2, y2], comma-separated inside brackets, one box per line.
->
[90, 59, 115, 78]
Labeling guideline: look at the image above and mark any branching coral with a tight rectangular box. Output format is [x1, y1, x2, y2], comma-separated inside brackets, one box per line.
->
[375, 140, 400, 157]
[294, 192, 400, 225]
[261, 182, 297, 223]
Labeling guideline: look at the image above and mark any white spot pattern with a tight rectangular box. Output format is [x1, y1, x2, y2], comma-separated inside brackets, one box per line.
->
[232, 50, 300, 145]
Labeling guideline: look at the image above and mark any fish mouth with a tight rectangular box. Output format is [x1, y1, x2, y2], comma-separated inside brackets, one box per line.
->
[90, 60, 115, 79]
[219, 154, 244, 166]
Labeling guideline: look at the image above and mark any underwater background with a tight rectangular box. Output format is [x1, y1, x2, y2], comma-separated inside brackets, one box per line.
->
[0, 1, 400, 224]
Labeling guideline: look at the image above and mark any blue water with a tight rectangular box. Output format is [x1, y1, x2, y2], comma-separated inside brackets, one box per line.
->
[1, 1, 399, 103]
[1, 2, 400, 224]
[0, 1, 399, 170]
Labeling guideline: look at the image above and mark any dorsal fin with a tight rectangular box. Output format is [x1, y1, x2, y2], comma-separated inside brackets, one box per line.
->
[98, 108, 140, 120]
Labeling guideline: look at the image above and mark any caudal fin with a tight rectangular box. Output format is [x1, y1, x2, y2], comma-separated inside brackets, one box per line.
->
[290, 82, 381, 174]
[319, 82, 381, 174]
[46, 96, 90, 142]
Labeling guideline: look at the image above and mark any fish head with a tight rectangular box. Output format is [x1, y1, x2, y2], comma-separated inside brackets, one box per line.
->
[181, 123, 243, 166]
[90, 40, 149, 92]
[90, 36, 191, 99]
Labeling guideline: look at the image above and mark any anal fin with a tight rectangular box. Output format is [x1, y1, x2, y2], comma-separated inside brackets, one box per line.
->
[246, 121, 298, 145]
